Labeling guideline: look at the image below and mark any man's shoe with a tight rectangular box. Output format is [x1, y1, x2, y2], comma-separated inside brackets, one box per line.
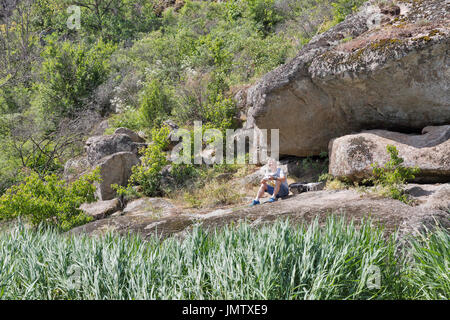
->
[266, 197, 277, 203]
[250, 200, 260, 206]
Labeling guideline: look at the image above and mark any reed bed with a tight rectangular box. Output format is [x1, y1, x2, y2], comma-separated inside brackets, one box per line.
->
[0, 218, 448, 300]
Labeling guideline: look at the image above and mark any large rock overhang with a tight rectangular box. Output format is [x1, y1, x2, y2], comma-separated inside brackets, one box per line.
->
[245, 0, 450, 157]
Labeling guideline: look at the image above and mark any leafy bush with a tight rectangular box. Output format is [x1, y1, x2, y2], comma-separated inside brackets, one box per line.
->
[24, 144, 64, 175]
[139, 80, 175, 130]
[319, 172, 351, 190]
[315, 0, 366, 33]
[128, 126, 170, 197]
[163, 163, 201, 194]
[37, 0, 160, 43]
[244, 0, 284, 35]
[1, 217, 448, 300]
[371, 145, 419, 203]
[0, 169, 101, 231]
[332, 0, 366, 23]
[38, 38, 116, 119]
[203, 96, 238, 131]
[106, 107, 142, 133]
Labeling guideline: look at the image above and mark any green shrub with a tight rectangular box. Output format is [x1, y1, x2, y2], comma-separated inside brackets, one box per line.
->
[203, 96, 238, 131]
[128, 126, 170, 196]
[332, 0, 366, 23]
[139, 80, 175, 130]
[0, 168, 101, 231]
[106, 108, 142, 133]
[163, 163, 200, 194]
[244, 0, 284, 35]
[46, 0, 160, 43]
[38, 38, 116, 119]
[371, 145, 419, 203]
[24, 144, 64, 175]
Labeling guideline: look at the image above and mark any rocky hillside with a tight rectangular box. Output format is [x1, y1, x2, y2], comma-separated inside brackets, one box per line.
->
[65, 0, 450, 240]
[1, 0, 448, 241]
[245, 0, 450, 157]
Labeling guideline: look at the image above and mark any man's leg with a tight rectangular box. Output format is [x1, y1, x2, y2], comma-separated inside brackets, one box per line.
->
[256, 183, 268, 201]
[271, 180, 281, 199]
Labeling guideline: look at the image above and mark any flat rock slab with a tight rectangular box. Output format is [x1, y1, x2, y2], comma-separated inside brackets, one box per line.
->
[121, 197, 176, 218]
[405, 183, 450, 211]
[68, 190, 449, 240]
[80, 199, 121, 220]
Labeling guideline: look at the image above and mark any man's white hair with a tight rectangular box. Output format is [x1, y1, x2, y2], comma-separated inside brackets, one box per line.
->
[267, 157, 278, 165]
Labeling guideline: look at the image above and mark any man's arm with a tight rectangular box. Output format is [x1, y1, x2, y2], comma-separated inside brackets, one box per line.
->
[269, 170, 286, 182]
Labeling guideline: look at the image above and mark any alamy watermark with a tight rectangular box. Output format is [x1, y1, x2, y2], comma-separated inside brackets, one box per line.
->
[365, 265, 381, 290]
[66, 263, 81, 290]
[67, 5, 81, 30]
[169, 121, 279, 165]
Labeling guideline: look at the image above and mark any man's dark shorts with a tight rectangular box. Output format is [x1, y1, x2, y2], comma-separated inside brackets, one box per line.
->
[266, 183, 289, 198]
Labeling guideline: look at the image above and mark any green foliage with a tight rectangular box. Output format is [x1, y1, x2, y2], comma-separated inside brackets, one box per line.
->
[332, 0, 366, 23]
[164, 163, 200, 193]
[139, 80, 174, 130]
[106, 108, 142, 133]
[41, 0, 161, 43]
[319, 173, 334, 182]
[24, 144, 64, 175]
[111, 184, 141, 201]
[204, 96, 238, 131]
[245, 0, 284, 35]
[128, 127, 170, 197]
[405, 229, 450, 299]
[109, 0, 294, 132]
[0, 161, 22, 196]
[30, 0, 70, 35]
[0, 168, 101, 231]
[316, 0, 366, 33]
[38, 38, 116, 119]
[371, 145, 420, 203]
[0, 218, 448, 299]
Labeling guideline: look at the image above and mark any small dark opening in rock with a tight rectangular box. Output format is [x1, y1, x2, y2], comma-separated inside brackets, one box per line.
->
[380, 5, 401, 16]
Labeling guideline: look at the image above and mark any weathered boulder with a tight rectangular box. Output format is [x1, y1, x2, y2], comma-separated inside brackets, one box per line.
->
[68, 189, 449, 240]
[114, 127, 146, 143]
[94, 152, 140, 201]
[80, 199, 121, 220]
[422, 184, 450, 212]
[245, 0, 450, 157]
[405, 183, 450, 212]
[85, 134, 140, 165]
[328, 125, 450, 183]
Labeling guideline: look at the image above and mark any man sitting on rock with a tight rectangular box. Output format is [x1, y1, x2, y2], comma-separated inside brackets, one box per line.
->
[251, 158, 289, 206]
